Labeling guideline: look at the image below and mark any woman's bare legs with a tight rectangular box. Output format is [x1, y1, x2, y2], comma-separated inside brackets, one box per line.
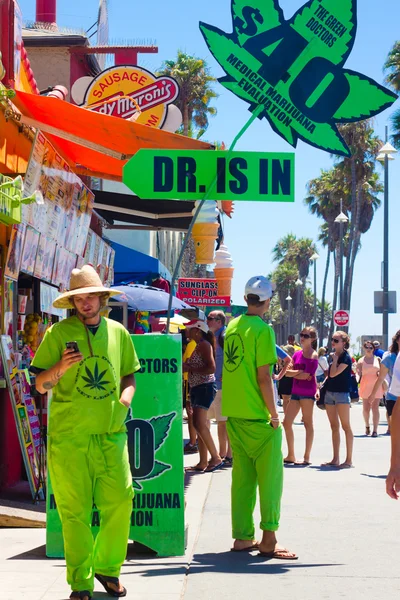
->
[362, 398, 371, 433]
[323, 404, 340, 466]
[337, 403, 353, 467]
[283, 400, 301, 462]
[371, 398, 380, 434]
[282, 395, 291, 414]
[299, 399, 314, 463]
[193, 407, 222, 468]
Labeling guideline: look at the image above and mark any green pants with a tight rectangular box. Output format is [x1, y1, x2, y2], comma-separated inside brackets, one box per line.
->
[49, 432, 134, 593]
[227, 418, 283, 540]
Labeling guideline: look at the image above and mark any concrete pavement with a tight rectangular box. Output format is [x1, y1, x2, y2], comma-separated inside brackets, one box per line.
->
[1, 403, 400, 600]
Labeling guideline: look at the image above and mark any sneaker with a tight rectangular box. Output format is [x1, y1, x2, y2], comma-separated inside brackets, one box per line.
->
[184, 442, 198, 454]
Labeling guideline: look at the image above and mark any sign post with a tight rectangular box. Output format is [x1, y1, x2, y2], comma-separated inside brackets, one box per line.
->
[46, 334, 185, 558]
[334, 310, 350, 328]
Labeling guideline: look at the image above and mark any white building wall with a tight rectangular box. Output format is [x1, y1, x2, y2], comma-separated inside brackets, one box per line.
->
[22, 47, 70, 93]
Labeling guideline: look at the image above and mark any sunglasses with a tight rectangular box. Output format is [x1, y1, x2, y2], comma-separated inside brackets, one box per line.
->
[331, 338, 341, 343]
[364, 346, 373, 350]
[300, 333, 311, 339]
[207, 316, 219, 321]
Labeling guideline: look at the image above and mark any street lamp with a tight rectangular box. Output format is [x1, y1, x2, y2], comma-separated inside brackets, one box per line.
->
[295, 278, 303, 332]
[334, 201, 349, 310]
[286, 293, 292, 340]
[377, 129, 397, 349]
[310, 252, 319, 328]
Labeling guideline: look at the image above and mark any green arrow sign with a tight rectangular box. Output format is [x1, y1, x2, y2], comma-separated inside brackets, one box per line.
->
[200, 0, 397, 157]
[123, 150, 294, 202]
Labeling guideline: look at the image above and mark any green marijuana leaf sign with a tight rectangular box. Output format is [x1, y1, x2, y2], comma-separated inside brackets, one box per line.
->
[128, 412, 176, 491]
[200, 0, 397, 156]
[81, 363, 111, 391]
[226, 340, 240, 366]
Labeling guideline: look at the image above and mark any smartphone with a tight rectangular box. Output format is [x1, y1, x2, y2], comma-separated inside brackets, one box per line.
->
[66, 341, 80, 353]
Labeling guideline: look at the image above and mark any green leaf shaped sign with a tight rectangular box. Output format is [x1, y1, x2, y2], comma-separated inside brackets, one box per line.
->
[200, 0, 397, 156]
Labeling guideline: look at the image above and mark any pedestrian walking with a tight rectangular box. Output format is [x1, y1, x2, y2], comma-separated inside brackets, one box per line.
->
[316, 347, 329, 385]
[222, 276, 297, 559]
[206, 310, 232, 464]
[182, 330, 198, 454]
[321, 331, 354, 469]
[183, 321, 223, 473]
[386, 346, 400, 498]
[357, 341, 383, 437]
[368, 330, 400, 435]
[373, 340, 385, 359]
[283, 327, 318, 466]
[31, 265, 140, 600]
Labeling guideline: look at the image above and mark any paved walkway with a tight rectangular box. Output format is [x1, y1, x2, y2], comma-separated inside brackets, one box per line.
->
[1, 404, 399, 599]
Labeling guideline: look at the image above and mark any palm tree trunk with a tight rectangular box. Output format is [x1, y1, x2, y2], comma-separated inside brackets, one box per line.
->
[183, 102, 189, 136]
[319, 249, 331, 345]
[347, 230, 361, 311]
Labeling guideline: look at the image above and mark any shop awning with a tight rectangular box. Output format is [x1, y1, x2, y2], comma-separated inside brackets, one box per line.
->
[12, 91, 214, 181]
[94, 190, 194, 230]
[110, 240, 171, 285]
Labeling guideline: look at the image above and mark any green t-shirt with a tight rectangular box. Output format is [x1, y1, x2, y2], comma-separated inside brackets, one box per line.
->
[31, 316, 140, 437]
[222, 315, 277, 420]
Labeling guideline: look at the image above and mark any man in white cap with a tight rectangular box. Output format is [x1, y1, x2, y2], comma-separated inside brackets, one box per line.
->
[31, 266, 141, 600]
[222, 276, 297, 559]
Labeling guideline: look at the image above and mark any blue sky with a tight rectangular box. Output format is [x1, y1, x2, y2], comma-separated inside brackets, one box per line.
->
[20, 0, 400, 348]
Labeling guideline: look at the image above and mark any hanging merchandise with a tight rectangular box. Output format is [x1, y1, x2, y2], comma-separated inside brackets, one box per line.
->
[192, 200, 220, 264]
[214, 244, 234, 297]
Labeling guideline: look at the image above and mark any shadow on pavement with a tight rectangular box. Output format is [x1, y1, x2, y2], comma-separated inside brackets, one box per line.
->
[7, 544, 49, 560]
[360, 473, 386, 479]
[125, 551, 341, 577]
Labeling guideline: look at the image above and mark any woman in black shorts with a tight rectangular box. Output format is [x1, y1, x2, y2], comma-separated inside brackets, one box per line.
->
[278, 345, 295, 413]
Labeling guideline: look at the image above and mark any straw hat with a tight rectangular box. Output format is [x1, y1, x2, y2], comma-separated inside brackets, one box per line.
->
[53, 265, 120, 309]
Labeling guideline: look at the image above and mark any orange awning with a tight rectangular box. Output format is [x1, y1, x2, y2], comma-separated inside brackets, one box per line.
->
[12, 91, 214, 181]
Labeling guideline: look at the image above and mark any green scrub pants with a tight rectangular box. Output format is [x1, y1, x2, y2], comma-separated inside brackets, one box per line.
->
[49, 432, 133, 593]
[227, 418, 283, 540]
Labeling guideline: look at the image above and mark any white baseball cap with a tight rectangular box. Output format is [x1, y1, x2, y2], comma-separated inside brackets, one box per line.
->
[245, 276, 275, 301]
[185, 320, 209, 333]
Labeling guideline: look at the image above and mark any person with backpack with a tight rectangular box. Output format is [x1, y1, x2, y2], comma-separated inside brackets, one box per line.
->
[206, 311, 232, 464]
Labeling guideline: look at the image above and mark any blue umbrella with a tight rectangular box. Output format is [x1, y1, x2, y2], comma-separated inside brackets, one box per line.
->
[111, 284, 196, 314]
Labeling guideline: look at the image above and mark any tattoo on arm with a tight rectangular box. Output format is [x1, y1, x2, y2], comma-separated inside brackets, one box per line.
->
[42, 370, 62, 390]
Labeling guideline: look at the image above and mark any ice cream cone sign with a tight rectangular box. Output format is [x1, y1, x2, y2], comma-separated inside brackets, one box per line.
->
[192, 200, 219, 265]
[214, 244, 233, 297]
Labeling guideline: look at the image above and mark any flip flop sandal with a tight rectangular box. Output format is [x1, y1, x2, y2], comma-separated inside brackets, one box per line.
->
[258, 548, 298, 560]
[95, 574, 127, 598]
[372, 432, 378, 438]
[283, 459, 295, 464]
[205, 462, 224, 473]
[70, 592, 92, 600]
[231, 543, 259, 552]
[185, 465, 206, 472]
[295, 461, 312, 466]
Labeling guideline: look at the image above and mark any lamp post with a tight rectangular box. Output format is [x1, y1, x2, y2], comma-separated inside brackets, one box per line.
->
[377, 129, 397, 349]
[310, 252, 319, 328]
[295, 278, 303, 332]
[278, 307, 283, 345]
[334, 200, 349, 311]
[286, 294, 292, 340]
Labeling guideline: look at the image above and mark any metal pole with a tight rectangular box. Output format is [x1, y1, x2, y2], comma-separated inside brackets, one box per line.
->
[313, 258, 317, 327]
[287, 300, 291, 339]
[339, 221, 344, 310]
[166, 106, 264, 332]
[383, 126, 389, 349]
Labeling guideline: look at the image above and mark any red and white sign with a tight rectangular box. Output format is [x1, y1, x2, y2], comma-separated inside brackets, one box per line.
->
[178, 278, 231, 307]
[334, 310, 350, 327]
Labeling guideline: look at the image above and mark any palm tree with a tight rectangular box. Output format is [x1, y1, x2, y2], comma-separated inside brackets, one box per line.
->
[158, 51, 218, 136]
[384, 42, 400, 148]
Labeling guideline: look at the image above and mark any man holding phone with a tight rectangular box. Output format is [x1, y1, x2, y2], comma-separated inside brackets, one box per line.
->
[222, 276, 297, 560]
[31, 265, 140, 600]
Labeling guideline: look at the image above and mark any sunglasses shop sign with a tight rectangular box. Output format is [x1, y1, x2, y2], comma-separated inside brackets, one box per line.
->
[178, 278, 230, 307]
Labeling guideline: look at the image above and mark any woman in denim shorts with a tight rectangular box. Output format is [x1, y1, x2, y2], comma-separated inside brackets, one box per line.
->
[322, 331, 354, 469]
[183, 321, 223, 473]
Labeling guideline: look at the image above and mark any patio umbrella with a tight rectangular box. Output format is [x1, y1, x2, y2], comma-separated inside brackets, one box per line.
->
[111, 284, 196, 315]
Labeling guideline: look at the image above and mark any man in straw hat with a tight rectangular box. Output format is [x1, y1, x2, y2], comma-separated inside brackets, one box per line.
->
[31, 265, 141, 599]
